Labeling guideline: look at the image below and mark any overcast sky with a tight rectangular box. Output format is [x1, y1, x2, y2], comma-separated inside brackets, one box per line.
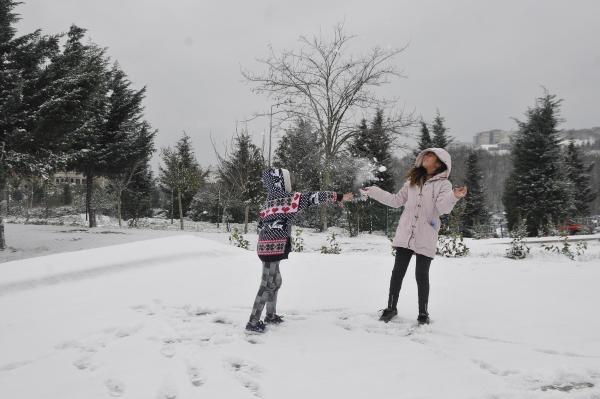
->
[17, 0, 600, 169]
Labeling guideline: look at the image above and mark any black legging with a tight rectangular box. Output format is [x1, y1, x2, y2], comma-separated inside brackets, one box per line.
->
[388, 247, 432, 314]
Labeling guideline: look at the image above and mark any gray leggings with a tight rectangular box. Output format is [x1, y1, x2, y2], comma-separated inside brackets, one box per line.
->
[249, 261, 282, 323]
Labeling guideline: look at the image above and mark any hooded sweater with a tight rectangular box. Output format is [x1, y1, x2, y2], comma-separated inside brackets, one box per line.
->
[256, 168, 342, 262]
[366, 148, 460, 258]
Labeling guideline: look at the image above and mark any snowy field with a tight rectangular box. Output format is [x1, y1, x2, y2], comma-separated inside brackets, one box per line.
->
[1, 223, 600, 398]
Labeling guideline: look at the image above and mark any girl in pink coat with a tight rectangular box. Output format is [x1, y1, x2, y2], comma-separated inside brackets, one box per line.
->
[362, 148, 467, 324]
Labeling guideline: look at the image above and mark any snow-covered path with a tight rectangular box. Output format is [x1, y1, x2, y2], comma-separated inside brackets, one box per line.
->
[1, 235, 599, 398]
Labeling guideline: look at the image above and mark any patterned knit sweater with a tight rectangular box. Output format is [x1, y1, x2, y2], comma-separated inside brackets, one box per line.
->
[257, 168, 341, 262]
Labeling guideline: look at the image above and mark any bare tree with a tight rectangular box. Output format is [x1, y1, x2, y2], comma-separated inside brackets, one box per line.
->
[243, 24, 412, 229]
[108, 160, 143, 227]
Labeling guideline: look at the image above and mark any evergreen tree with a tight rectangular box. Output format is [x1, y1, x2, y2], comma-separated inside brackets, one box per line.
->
[121, 161, 155, 225]
[367, 109, 395, 192]
[348, 109, 394, 191]
[564, 141, 596, 216]
[0, 0, 59, 248]
[461, 150, 490, 237]
[347, 109, 396, 234]
[502, 92, 572, 236]
[273, 118, 321, 191]
[414, 121, 433, 156]
[103, 64, 155, 226]
[33, 25, 111, 227]
[159, 134, 207, 230]
[431, 111, 452, 149]
[349, 119, 370, 158]
[216, 132, 265, 233]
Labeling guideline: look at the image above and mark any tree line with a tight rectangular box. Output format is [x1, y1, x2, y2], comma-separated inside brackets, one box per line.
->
[2, 3, 597, 246]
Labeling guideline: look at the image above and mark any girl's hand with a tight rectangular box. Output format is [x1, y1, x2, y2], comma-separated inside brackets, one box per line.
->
[359, 186, 372, 197]
[453, 186, 468, 199]
[342, 192, 354, 202]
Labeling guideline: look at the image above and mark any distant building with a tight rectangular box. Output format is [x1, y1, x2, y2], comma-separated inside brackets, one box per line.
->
[473, 130, 513, 154]
[54, 171, 85, 185]
[473, 130, 513, 146]
[54, 172, 107, 187]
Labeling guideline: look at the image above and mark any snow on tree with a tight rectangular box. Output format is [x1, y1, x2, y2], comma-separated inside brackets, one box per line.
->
[414, 120, 433, 156]
[243, 24, 411, 230]
[564, 141, 596, 217]
[214, 132, 265, 233]
[159, 134, 208, 230]
[461, 150, 490, 237]
[273, 118, 322, 191]
[431, 110, 453, 149]
[502, 92, 572, 236]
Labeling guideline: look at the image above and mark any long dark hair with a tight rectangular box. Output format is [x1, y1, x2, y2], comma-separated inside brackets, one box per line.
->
[406, 163, 448, 187]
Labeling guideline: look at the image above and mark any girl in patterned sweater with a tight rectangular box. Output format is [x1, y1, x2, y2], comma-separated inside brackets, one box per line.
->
[246, 167, 353, 333]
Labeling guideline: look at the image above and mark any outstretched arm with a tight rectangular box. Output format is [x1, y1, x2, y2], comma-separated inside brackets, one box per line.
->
[436, 181, 466, 215]
[298, 191, 352, 211]
[362, 182, 409, 208]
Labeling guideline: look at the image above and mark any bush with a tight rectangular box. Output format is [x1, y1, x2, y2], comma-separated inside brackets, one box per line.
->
[320, 232, 341, 254]
[541, 235, 587, 260]
[229, 227, 249, 250]
[291, 228, 305, 252]
[437, 233, 469, 257]
[506, 220, 530, 259]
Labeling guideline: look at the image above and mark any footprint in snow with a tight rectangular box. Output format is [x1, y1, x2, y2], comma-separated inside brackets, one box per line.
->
[187, 366, 205, 387]
[226, 358, 263, 397]
[105, 378, 125, 397]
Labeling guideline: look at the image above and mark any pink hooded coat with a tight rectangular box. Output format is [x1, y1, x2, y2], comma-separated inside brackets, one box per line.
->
[366, 148, 459, 258]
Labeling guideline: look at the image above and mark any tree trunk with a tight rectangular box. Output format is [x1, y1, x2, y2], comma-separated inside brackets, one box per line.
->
[86, 173, 96, 228]
[6, 184, 10, 214]
[0, 217, 5, 250]
[222, 205, 229, 232]
[117, 190, 122, 228]
[244, 205, 250, 234]
[25, 183, 32, 222]
[44, 180, 49, 219]
[1, 181, 6, 249]
[320, 163, 332, 231]
[170, 188, 174, 224]
[178, 188, 184, 230]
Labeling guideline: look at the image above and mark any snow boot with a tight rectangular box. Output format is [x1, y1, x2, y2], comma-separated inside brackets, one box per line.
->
[245, 320, 266, 333]
[264, 314, 284, 324]
[417, 313, 430, 325]
[379, 308, 398, 323]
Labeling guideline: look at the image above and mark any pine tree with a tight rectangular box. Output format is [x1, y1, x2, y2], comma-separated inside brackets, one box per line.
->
[103, 64, 156, 226]
[461, 150, 490, 237]
[502, 92, 572, 236]
[121, 161, 155, 225]
[216, 132, 265, 233]
[348, 109, 394, 191]
[367, 109, 395, 192]
[273, 118, 321, 191]
[33, 25, 111, 227]
[431, 111, 452, 149]
[159, 134, 207, 230]
[564, 141, 596, 216]
[347, 109, 395, 234]
[1, 0, 59, 248]
[414, 121, 433, 155]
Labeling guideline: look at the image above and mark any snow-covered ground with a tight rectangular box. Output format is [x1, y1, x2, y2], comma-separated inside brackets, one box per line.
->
[1, 224, 600, 398]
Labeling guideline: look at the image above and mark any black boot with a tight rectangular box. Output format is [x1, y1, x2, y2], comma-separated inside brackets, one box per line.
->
[245, 320, 266, 333]
[264, 314, 284, 324]
[417, 313, 430, 325]
[379, 308, 398, 323]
